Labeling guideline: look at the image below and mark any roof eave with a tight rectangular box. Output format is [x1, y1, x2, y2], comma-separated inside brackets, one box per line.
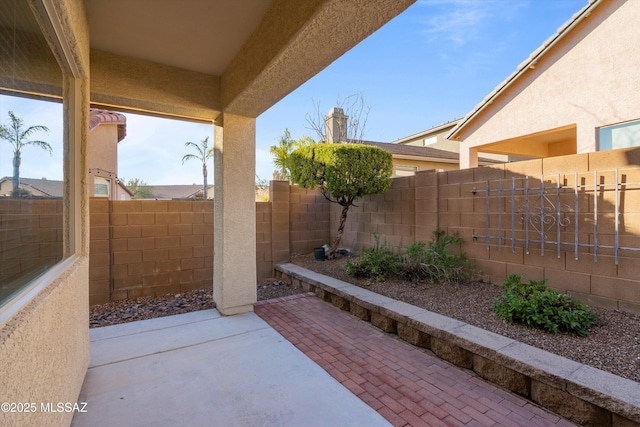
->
[448, 0, 603, 141]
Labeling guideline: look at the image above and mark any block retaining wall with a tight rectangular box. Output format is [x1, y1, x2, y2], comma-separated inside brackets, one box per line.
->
[275, 263, 640, 427]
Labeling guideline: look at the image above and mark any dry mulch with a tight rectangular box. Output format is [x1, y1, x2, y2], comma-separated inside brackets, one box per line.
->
[89, 281, 305, 329]
[89, 253, 640, 383]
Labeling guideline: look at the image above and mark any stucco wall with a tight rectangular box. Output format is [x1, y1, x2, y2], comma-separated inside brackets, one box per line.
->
[458, 0, 640, 155]
[0, 258, 89, 427]
[0, 0, 92, 424]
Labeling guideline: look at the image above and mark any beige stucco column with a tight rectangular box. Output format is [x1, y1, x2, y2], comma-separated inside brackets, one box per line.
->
[213, 113, 257, 315]
[460, 146, 479, 169]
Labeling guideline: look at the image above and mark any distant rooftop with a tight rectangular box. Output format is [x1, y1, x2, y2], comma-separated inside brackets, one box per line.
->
[0, 177, 63, 198]
[146, 184, 214, 200]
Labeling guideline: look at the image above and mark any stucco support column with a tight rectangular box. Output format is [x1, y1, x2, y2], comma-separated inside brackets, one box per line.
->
[460, 146, 479, 169]
[213, 113, 257, 315]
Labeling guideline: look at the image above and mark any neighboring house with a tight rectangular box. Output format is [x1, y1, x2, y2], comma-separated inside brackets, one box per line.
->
[449, 0, 640, 169]
[0, 176, 63, 198]
[393, 119, 510, 164]
[145, 184, 215, 200]
[324, 109, 499, 176]
[88, 109, 133, 200]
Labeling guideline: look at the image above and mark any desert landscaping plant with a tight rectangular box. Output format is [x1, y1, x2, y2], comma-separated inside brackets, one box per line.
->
[345, 235, 401, 281]
[402, 229, 475, 284]
[493, 274, 597, 336]
[289, 143, 392, 258]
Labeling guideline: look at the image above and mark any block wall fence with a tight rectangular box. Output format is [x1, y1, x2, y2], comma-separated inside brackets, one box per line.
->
[85, 147, 640, 311]
[88, 183, 329, 305]
[332, 147, 640, 314]
[0, 199, 63, 295]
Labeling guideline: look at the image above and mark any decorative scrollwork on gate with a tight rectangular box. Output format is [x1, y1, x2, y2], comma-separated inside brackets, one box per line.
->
[518, 194, 571, 233]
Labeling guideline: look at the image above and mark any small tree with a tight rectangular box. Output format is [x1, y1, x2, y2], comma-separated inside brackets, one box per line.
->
[182, 136, 213, 198]
[269, 129, 315, 181]
[0, 111, 51, 195]
[123, 177, 153, 199]
[289, 143, 393, 258]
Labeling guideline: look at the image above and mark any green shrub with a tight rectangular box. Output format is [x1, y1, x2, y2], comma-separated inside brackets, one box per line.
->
[402, 230, 475, 284]
[493, 274, 597, 336]
[345, 236, 401, 281]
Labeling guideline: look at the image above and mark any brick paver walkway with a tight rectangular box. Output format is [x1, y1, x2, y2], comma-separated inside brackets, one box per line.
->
[255, 294, 577, 427]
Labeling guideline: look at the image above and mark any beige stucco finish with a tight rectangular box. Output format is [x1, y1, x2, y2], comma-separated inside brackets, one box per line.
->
[0, 259, 89, 427]
[213, 114, 257, 315]
[456, 0, 640, 168]
[0, 0, 91, 424]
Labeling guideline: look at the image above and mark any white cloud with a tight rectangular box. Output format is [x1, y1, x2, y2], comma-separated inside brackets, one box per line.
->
[418, 0, 527, 46]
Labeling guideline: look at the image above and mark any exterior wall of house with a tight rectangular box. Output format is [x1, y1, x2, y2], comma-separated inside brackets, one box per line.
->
[458, 0, 640, 166]
[391, 158, 457, 175]
[0, 0, 91, 425]
[88, 124, 119, 199]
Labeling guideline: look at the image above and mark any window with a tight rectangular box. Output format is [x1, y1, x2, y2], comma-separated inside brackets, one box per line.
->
[423, 136, 437, 147]
[395, 166, 418, 177]
[0, 0, 64, 308]
[94, 177, 111, 198]
[598, 120, 640, 151]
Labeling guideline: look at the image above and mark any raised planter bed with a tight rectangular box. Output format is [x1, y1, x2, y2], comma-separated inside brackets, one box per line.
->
[275, 263, 640, 427]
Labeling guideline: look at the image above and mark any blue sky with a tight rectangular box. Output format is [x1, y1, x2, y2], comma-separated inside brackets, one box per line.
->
[0, 0, 587, 186]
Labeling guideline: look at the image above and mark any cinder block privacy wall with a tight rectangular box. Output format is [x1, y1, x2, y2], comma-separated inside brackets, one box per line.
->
[88, 183, 329, 304]
[88, 148, 640, 312]
[334, 147, 640, 314]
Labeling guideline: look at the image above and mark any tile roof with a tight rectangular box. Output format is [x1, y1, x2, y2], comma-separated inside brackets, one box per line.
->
[89, 109, 127, 142]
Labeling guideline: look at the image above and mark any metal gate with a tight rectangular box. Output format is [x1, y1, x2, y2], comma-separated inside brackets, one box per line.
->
[471, 168, 640, 264]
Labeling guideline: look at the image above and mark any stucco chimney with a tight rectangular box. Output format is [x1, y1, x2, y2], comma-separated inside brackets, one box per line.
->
[324, 107, 348, 143]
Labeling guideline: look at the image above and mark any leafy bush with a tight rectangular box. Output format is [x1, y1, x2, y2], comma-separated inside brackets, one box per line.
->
[402, 230, 475, 284]
[493, 274, 597, 336]
[345, 235, 401, 281]
[289, 143, 393, 258]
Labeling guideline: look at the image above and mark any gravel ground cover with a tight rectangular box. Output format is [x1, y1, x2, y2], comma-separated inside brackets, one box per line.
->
[89, 281, 304, 329]
[89, 253, 640, 382]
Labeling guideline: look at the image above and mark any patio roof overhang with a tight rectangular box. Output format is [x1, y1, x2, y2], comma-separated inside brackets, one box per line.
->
[86, 0, 416, 122]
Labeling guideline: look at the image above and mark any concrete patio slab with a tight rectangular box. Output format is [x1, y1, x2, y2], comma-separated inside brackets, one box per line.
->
[72, 309, 390, 427]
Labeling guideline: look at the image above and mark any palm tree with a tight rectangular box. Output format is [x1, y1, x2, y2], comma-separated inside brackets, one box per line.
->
[182, 136, 213, 198]
[269, 129, 315, 181]
[0, 111, 51, 195]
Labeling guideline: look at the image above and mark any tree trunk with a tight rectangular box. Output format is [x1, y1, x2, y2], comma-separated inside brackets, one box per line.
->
[329, 204, 350, 259]
[203, 164, 208, 199]
[12, 151, 20, 193]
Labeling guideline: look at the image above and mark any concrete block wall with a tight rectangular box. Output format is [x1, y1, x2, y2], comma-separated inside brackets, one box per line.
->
[89, 199, 215, 305]
[328, 148, 640, 314]
[89, 184, 329, 304]
[333, 175, 417, 252]
[289, 183, 331, 253]
[86, 148, 640, 311]
[0, 199, 63, 287]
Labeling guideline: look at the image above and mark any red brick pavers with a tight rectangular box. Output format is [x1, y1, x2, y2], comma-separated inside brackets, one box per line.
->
[255, 294, 577, 427]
